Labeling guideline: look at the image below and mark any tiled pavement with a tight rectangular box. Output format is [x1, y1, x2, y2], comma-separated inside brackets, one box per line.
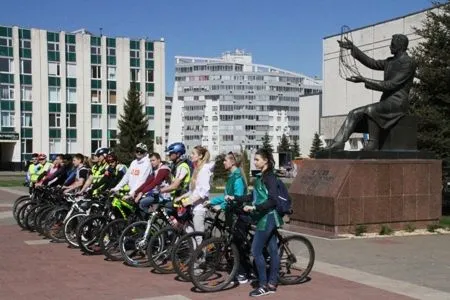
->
[0, 188, 447, 300]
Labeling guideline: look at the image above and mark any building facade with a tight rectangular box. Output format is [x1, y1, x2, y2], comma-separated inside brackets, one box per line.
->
[164, 96, 172, 146]
[169, 50, 322, 157]
[0, 26, 165, 170]
[320, 8, 435, 149]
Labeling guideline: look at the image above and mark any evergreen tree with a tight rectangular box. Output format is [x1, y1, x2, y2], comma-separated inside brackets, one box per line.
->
[410, 1, 450, 179]
[213, 153, 228, 183]
[116, 83, 153, 165]
[241, 147, 251, 185]
[309, 132, 323, 158]
[261, 132, 274, 153]
[290, 137, 301, 158]
[278, 133, 291, 153]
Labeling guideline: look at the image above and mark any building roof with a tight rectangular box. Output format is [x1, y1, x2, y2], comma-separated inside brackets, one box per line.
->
[323, 4, 440, 39]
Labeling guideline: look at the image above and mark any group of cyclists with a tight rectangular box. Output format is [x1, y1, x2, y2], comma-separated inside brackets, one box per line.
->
[24, 141, 286, 297]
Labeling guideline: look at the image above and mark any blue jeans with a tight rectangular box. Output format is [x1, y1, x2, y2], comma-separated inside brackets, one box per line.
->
[139, 195, 157, 212]
[251, 213, 279, 287]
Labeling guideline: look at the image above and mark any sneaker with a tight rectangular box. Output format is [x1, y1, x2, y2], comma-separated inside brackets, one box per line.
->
[249, 286, 271, 297]
[236, 274, 249, 284]
[268, 285, 277, 293]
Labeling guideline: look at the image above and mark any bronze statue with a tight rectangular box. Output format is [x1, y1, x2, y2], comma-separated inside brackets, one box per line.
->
[326, 34, 417, 151]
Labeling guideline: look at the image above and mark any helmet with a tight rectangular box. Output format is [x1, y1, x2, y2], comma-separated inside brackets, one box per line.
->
[94, 147, 109, 157]
[166, 142, 186, 156]
[31, 153, 39, 158]
[105, 153, 118, 164]
[176, 206, 192, 222]
[38, 153, 47, 160]
[136, 143, 148, 152]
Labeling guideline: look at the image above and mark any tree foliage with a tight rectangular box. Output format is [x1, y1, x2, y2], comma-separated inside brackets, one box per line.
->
[261, 132, 274, 153]
[309, 132, 323, 158]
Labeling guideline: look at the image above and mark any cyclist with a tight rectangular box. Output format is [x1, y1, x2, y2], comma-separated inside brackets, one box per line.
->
[25, 153, 39, 193]
[159, 142, 191, 201]
[62, 153, 90, 194]
[80, 147, 109, 195]
[227, 148, 283, 297]
[175, 145, 214, 244]
[36, 153, 64, 186]
[95, 152, 128, 192]
[134, 152, 171, 213]
[205, 151, 252, 284]
[34, 153, 53, 184]
[111, 143, 151, 198]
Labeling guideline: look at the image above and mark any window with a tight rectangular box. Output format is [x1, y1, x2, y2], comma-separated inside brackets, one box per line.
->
[91, 140, 101, 154]
[107, 114, 117, 129]
[0, 58, 14, 73]
[1, 112, 15, 127]
[130, 49, 140, 58]
[145, 69, 153, 82]
[66, 113, 76, 128]
[130, 68, 140, 82]
[67, 88, 76, 103]
[49, 87, 60, 102]
[91, 90, 101, 103]
[49, 113, 61, 127]
[146, 51, 153, 59]
[91, 114, 101, 128]
[91, 46, 101, 55]
[1, 84, 14, 100]
[21, 86, 32, 101]
[91, 65, 101, 79]
[49, 139, 62, 153]
[107, 67, 116, 80]
[48, 62, 60, 76]
[212, 116, 218, 121]
[21, 139, 32, 154]
[48, 42, 59, 51]
[21, 60, 32, 74]
[212, 106, 218, 112]
[66, 44, 76, 53]
[107, 47, 116, 56]
[108, 90, 116, 104]
[67, 139, 76, 153]
[0, 37, 12, 47]
[21, 113, 32, 127]
[67, 64, 76, 77]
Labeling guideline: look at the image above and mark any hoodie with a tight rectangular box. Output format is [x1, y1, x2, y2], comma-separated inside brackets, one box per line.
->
[185, 161, 215, 206]
[113, 154, 152, 195]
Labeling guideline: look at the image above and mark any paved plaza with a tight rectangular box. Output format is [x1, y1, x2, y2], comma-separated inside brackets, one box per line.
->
[0, 187, 449, 300]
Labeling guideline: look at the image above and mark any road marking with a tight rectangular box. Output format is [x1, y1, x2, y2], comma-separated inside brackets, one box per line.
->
[133, 295, 191, 300]
[24, 239, 51, 245]
[0, 187, 28, 196]
[0, 204, 13, 207]
[0, 211, 12, 220]
[314, 260, 450, 300]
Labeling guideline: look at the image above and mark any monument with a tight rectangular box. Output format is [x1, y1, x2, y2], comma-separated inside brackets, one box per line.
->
[289, 29, 442, 235]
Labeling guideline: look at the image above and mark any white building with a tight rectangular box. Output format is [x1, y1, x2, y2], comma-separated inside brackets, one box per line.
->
[169, 50, 322, 157]
[299, 93, 322, 157]
[0, 25, 165, 170]
[321, 7, 434, 149]
[164, 96, 172, 146]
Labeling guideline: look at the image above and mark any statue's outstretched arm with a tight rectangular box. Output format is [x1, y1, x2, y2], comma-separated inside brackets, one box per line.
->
[351, 46, 386, 71]
[364, 60, 416, 92]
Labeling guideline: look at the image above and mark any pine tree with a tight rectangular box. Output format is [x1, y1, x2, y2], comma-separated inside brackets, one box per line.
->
[290, 137, 301, 159]
[116, 83, 153, 165]
[261, 132, 274, 153]
[213, 153, 228, 183]
[278, 133, 291, 153]
[309, 132, 323, 158]
[410, 1, 450, 179]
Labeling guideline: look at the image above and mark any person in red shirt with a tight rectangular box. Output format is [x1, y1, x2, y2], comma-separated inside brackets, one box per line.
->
[134, 153, 171, 213]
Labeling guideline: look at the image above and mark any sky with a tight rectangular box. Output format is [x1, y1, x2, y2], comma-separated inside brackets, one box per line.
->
[0, 0, 435, 94]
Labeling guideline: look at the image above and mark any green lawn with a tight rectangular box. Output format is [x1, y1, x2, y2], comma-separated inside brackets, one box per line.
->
[0, 177, 25, 187]
[439, 216, 450, 228]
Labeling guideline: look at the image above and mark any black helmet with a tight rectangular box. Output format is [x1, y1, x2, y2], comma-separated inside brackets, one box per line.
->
[94, 147, 109, 157]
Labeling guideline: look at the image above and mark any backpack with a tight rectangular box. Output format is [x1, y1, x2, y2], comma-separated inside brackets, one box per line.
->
[275, 178, 292, 216]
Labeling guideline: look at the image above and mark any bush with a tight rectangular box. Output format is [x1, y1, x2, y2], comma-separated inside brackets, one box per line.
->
[404, 223, 416, 233]
[354, 224, 367, 236]
[379, 224, 393, 235]
[427, 224, 441, 232]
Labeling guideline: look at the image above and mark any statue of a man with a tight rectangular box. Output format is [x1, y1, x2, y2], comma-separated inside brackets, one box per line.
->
[326, 34, 417, 151]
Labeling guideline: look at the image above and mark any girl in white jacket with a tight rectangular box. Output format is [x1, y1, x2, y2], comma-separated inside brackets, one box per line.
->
[176, 145, 214, 238]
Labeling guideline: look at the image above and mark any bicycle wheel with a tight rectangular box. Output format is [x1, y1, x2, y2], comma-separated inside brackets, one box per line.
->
[99, 219, 128, 261]
[278, 235, 315, 285]
[44, 207, 69, 242]
[13, 196, 30, 222]
[147, 226, 180, 274]
[172, 231, 206, 281]
[64, 213, 88, 248]
[24, 203, 41, 231]
[189, 237, 239, 292]
[17, 202, 34, 230]
[76, 214, 107, 255]
[35, 206, 53, 235]
[119, 221, 159, 267]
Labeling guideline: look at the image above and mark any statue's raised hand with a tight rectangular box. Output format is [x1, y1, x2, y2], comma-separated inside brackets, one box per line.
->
[346, 75, 364, 83]
[338, 37, 353, 49]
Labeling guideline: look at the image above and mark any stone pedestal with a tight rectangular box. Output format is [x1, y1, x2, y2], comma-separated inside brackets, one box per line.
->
[288, 159, 442, 235]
